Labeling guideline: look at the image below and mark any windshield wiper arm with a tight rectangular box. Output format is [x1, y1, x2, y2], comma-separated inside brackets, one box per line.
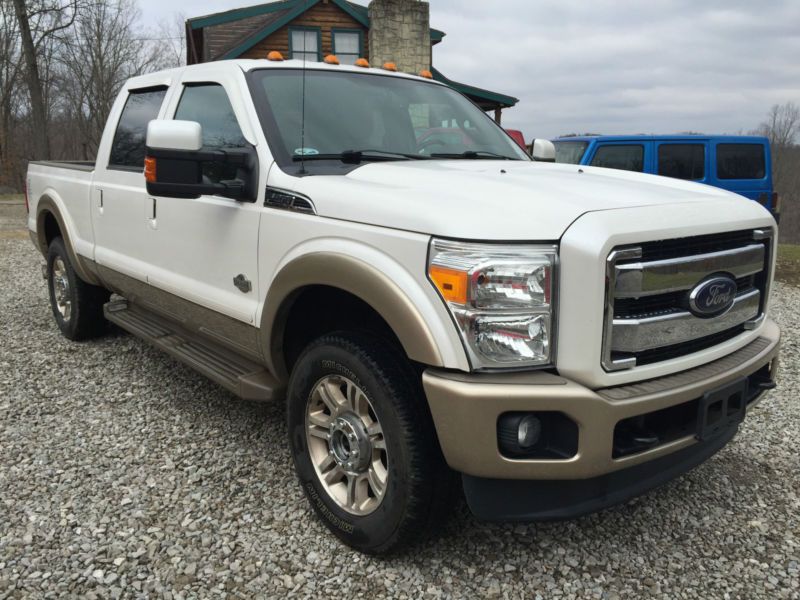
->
[292, 149, 430, 164]
[429, 150, 520, 160]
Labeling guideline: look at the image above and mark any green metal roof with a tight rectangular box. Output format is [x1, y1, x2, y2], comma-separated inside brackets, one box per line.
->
[431, 67, 518, 109]
[189, 0, 445, 41]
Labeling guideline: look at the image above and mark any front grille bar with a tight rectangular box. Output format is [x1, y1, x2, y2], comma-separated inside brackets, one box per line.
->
[614, 244, 765, 298]
[603, 228, 773, 372]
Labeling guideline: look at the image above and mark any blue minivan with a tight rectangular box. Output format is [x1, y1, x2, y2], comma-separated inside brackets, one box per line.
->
[552, 135, 779, 216]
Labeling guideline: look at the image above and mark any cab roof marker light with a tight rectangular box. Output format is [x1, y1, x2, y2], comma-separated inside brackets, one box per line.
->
[324, 55, 340, 65]
[267, 51, 284, 61]
[355, 58, 370, 68]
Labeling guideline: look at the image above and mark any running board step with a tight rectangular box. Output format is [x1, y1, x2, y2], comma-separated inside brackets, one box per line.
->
[104, 300, 283, 402]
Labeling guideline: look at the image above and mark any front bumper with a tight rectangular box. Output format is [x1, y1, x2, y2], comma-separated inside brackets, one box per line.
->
[423, 319, 780, 516]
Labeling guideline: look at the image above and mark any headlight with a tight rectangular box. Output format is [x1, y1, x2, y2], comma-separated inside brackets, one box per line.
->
[428, 239, 557, 370]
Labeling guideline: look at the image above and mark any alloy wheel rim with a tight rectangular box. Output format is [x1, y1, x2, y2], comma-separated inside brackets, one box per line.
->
[52, 257, 71, 321]
[305, 375, 388, 516]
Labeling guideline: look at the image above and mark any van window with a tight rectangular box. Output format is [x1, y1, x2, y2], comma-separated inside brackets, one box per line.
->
[590, 145, 644, 172]
[109, 87, 167, 169]
[717, 144, 765, 180]
[554, 141, 589, 164]
[658, 144, 705, 180]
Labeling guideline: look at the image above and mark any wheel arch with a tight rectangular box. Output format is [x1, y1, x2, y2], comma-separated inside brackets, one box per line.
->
[261, 252, 449, 381]
[35, 195, 101, 286]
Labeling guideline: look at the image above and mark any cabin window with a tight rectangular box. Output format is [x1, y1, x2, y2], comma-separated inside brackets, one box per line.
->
[290, 28, 321, 62]
[332, 30, 361, 65]
[108, 87, 167, 169]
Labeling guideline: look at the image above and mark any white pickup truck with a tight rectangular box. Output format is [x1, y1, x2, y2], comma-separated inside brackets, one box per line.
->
[26, 58, 780, 554]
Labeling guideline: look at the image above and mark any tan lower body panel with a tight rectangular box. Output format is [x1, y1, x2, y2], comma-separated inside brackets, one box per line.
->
[423, 319, 781, 480]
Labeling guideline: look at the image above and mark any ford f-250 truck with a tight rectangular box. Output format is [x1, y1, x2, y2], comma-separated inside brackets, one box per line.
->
[26, 57, 780, 554]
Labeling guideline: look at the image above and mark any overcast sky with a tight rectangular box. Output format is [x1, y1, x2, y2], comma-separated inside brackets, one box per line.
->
[139, 0, 800, 139]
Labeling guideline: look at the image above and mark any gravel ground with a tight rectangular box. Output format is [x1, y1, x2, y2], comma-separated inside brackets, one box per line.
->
[1, 203, 799, 599]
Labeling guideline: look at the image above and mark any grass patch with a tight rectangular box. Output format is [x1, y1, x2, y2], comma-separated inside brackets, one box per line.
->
[776, 244, 800, 287]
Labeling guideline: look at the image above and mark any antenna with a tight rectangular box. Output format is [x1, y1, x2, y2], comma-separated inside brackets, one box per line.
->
[298, 0, 309, 175]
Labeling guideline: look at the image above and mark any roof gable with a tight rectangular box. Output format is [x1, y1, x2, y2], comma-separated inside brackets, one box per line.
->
[188, 0, 445, 40]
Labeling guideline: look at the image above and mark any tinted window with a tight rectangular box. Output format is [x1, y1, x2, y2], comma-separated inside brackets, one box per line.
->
[175, 84, 247, 183]
[175, 84, 247, 148]
[109, 87, 167, 168]
[590, 145, 644, 172]
[717, 144, 765, 180]
[554, 141, 589, 164]
[658, 144, 705, 180]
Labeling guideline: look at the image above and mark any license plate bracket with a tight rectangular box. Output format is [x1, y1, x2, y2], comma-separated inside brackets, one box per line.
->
[696, 377, 748, 441]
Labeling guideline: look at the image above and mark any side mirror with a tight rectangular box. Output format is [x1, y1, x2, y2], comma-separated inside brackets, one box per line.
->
[530, 139, 556, 162]
[144, 120, 258, 202]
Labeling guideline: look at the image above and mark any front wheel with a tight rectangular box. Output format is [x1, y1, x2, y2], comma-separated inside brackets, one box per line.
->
[287, 332, 455, 554]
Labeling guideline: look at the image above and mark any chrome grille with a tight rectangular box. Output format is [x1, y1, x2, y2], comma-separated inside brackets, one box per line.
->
[602, 228, 773, 371]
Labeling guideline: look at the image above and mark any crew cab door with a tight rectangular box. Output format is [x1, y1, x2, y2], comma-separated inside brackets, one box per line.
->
[143, 70, 263, 326]
[92, 85, 170, 280]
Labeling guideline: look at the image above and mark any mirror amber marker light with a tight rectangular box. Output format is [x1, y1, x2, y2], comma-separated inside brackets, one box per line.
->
[144, 157, 156, 183]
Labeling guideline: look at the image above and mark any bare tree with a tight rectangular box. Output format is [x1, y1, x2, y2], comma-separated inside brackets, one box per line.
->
[12, 0, 82, 160]
[58, 0, 162, 157]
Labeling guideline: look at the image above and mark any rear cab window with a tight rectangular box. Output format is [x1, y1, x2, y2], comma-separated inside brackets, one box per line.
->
[590, 144, 644, 172]
[716, 143, 766, 180]
[109, 87, 168, 170]
[658, 144, 705, 180]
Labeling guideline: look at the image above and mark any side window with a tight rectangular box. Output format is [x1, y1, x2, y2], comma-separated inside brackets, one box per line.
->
[109, 87, 167, 169]
[174, 84, 247, 184]
[332, 30, 361, 65]
[658, 144, 705, 180]
[717, 144, 766, 180]
[175, 84, 247, 148]
[590, 145, 644, 172]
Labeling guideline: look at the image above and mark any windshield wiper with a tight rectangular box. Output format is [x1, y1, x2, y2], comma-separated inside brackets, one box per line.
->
[429, 150, 520, 160]
[292, 149, 430, 164]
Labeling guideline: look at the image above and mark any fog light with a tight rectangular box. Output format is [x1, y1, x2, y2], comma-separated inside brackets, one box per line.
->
[497, 413, 542, 456]
[517, 414, 542, 448]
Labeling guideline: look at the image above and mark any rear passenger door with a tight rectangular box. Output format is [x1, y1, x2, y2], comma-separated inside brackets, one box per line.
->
[92, 86, 170, 281]
[588, 142, 651, 173]
[144, 73, 264, 327]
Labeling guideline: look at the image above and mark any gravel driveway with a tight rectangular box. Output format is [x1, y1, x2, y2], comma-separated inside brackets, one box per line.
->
[1, 202, 799, 599]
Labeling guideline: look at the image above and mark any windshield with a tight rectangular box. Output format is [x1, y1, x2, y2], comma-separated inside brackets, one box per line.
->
[554, 141, 589, 164]
[248, 69, 529, 174]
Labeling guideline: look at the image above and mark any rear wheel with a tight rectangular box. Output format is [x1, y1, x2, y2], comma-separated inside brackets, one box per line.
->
[287, 332, 455, 554]
[46, 237, 110, 340]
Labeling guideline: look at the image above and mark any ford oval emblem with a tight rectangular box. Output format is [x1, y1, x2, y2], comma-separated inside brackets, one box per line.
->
[689, 276, 737, 318]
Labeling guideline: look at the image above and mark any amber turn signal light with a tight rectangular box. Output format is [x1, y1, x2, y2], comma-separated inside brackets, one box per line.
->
[429, 265, 468, 305]
[267, 51, 284, 61]
[144, 157, 156, 183]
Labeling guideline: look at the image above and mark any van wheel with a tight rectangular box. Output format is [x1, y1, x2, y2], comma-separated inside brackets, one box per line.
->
[287, 332, 455, 554]
[46, 237, 110, 341]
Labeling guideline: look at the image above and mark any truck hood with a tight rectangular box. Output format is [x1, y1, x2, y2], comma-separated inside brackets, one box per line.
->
[282, 160, 749, 240]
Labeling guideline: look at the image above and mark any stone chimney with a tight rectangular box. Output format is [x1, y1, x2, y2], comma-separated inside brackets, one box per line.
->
[368, 0, 431, 74]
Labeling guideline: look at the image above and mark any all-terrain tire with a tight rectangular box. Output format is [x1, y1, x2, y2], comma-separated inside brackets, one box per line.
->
[46, 237, 110, 341]
[287, 331, 457, 554]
